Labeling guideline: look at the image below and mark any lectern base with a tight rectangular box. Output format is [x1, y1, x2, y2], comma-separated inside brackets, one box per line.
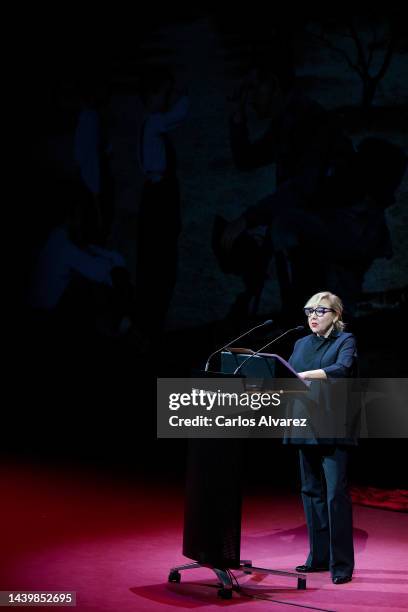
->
[168, 560, 307, 599]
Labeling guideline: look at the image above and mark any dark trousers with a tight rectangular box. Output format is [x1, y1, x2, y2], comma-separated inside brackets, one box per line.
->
[136, 175, 181, 332]
[299, 446, 354, 577]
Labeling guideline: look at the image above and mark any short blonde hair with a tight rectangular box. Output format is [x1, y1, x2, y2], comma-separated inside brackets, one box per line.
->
[304, 291, 345, 332]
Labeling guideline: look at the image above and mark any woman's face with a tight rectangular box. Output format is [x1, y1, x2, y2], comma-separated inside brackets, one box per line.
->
[306, 299, 338, 336]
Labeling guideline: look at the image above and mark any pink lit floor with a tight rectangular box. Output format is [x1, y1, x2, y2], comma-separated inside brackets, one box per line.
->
[1, 461, 407, 612]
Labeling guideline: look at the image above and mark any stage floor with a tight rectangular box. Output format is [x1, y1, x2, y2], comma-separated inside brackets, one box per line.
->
[1, 461, 407, 612]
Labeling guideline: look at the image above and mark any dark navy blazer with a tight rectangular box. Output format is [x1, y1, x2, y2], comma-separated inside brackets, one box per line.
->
[289, 329, 358, 378]
[286, 329, 359, 444]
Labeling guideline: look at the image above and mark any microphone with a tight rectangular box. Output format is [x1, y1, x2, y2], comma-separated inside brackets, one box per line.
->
[233, 325, 304, 376]
[204, 320, 274, 372]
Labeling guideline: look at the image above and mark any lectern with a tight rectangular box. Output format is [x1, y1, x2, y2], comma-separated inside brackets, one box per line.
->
[168, 349, 308, 599]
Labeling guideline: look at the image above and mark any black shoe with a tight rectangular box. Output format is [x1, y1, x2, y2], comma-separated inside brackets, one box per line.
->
[332, 575, 352, 584]
[295, 565, 329, 573]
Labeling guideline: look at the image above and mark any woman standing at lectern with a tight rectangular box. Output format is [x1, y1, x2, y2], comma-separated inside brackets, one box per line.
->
[287, 291, 357, 585]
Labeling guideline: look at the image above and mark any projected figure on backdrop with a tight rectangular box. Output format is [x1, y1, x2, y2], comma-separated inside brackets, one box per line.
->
[286, 291, 357, 585]
[219, 66, 406, 320]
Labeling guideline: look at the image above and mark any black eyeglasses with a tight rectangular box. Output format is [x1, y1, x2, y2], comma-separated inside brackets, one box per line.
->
[304, 307, 335, 317]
